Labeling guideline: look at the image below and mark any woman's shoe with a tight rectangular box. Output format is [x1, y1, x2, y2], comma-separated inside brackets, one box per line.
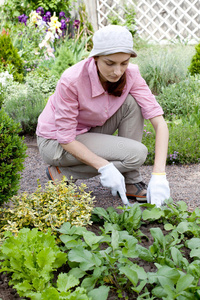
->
[46, 166, 63, 183]
[126, 182, 147, 202]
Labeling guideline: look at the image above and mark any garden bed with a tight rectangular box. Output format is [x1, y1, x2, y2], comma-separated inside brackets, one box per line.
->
[0, 140, 199, 299]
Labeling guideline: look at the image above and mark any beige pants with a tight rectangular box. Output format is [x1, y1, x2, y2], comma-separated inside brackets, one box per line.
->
[37, 95, 148, 184]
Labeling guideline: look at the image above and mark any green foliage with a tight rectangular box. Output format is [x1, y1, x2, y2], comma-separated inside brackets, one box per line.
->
[188, 43, 200, 75]
[3, 72, 58, 134]
[57, 200, 200, 298]
[0, 179, 95, 240]
[108, 3, 137, 37]
[1, 0, 73, 25]
[50, 44, 76, 78]
[156, 75, 200, 120]
[78, 2, 94, 51]
[28, 0, 73, 16]
[0, 109, 27, 205]
[0, 32, 24, 82]
[0, 228, 67, 298]
[51, 37, 89, 77]
[2, 201, 200, 298]
[142, 120, 200, 165]
[9, 23, 46, 73]
[134, 45, 195, 94]
[41, 273, 92, 299]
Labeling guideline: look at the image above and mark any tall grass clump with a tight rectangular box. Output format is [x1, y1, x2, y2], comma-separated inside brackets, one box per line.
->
[133, 45, 195, 94]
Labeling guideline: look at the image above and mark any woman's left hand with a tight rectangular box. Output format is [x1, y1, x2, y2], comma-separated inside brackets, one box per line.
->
[147, 174, 170, 207]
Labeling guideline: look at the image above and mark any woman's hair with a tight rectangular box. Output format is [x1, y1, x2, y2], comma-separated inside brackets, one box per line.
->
[103, 73, 126, 97]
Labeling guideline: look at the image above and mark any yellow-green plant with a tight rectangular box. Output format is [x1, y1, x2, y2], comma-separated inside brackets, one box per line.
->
[0, 179, 95, 242]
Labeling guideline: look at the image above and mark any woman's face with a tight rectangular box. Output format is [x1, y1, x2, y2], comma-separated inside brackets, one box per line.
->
[95, 52, 131, 83]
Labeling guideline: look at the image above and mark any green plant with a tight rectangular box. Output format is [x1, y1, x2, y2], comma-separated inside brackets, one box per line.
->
[134, 45, 195, 94]
[0, 31, 24, 82]
[2, 201, 200, 299]
[108, 3, 137, 38]
[0, 109, 27, 205]
[156, 75, 200, 120]
[142, 119, 200, 165]
[58, 200, 200, 298]
[0, 0, 73, 25]
[188, 43, 200, 75]
[50, 37, 89, 77]
[0, 228, 67, 298]
[0, 179, 95, 240]
[3, 72, 58, 134]
[9, 23, 46, 73]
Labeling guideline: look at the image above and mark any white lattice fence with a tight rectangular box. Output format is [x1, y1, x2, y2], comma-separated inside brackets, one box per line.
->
[97, 0, 200, 43]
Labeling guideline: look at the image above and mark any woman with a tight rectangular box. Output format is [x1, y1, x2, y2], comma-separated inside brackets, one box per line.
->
[36, 25, 170, 207]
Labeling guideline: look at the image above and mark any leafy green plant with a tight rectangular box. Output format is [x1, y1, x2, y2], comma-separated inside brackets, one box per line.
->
[58, 199, 200, 298]
[0, 31, 24, 82]
[3, 72, 58, 134]
[0, 109, 27, 205]
[142, 119, 200, 165]
[9, 22, 46, 73]
[50, 37, 89, 78]
[1, 0, 73, 25]
[2, 201, 200, 299]
[188, 42, 200, 75]
[59, 221, 146, 299]
[0, 179, 95, 241]
[41, 273, 92, 299]
[108, 3, 137, 37]
[0, 228, 67, 299]
[156, 75, 200, 120]
[134, 45, 195, 94]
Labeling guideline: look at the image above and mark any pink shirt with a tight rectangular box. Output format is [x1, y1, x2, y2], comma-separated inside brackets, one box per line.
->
[36, 57, 163, 144]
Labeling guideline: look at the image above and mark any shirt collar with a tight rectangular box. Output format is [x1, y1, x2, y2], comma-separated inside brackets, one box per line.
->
[88, 57, 105, 97]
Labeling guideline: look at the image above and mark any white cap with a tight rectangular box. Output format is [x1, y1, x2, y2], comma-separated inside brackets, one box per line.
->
[89, 25, 137, 58]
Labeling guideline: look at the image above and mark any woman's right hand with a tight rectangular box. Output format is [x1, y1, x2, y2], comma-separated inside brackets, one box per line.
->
[98, 163, 129, 205]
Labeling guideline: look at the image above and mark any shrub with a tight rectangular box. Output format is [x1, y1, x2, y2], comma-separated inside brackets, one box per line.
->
[142, 120, 200, 165]
[0, 31, 24, 82]
[50, 37, 89, 77]
[0, 109, 27, 205]
[156, 75, 200, 120]
[3, 72, 58, 135]
[0, 179, 95, 241]
[134, 45, 195, 94]
[188, 43, 200, 75]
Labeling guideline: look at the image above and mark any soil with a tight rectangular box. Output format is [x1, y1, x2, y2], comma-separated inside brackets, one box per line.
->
[0, 136, 199, 300]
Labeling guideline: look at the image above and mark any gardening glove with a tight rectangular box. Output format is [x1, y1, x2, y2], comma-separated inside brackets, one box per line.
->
[147, 173, 170, 207]
[98, 163, 129, 206]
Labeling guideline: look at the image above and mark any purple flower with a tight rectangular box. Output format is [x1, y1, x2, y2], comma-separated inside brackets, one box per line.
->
[45, 11, 51, 18]
[60, 19, 66, 30]
[73, 19, 80, 29]
[59, 11, 66, 18]
[66, 17, 70, 23]
[43, 11, 51, 23]
[18, 14, 28, 25]
[36, 7, 44, 16]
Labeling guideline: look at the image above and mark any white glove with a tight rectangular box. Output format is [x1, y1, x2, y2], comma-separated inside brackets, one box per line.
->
[98, 163, 129, 206]
[147, 173, 170, 207]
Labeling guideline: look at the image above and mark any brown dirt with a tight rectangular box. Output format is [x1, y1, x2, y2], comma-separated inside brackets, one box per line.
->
[0, 137, 199, 300]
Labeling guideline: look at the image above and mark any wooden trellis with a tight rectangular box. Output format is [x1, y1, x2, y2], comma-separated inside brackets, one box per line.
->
[96, 0, 200, 43]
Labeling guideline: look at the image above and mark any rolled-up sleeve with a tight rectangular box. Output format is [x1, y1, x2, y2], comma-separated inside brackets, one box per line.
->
[54, 77, 79, 144]
[128, 65, 163, 119]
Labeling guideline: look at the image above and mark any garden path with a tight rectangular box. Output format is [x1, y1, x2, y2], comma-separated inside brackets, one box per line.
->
[18, 137, 200, 212]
